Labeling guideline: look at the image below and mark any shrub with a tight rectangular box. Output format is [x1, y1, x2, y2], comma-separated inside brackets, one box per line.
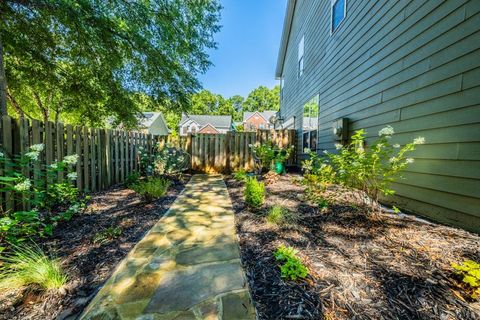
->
[452, 260, 480, 299]
[244, 177, 265, 208]
[125, 171, 141, 187]
[131, 177, 171, 202]
[0, 244, 67, 291]
[251, 142, 293, 171]
[137, 144, 190, 176]
[93, 226, 122, 245]
[274, 244, 309, 281]
[233, 169, 248, 181]
[0, 145, 84, 245]
[266, 205, 297, 225]
[302, 127, 425, 207]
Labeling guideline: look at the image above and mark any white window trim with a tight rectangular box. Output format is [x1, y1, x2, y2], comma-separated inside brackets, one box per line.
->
[330, 0, 347, 35]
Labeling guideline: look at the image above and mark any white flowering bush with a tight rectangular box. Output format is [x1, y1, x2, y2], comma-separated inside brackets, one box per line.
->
[302, 127, 425, 208]
[0, 145, 85, 245]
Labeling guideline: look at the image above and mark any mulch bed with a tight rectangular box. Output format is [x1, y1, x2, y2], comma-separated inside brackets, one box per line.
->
[0, 174, 190, 320]
[226, 174, 480, 320]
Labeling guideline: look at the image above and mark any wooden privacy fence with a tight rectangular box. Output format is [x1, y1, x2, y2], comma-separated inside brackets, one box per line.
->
[155, 129, 297, 173]
[0, 115, 154, 207]
[0, 114, 296, 208]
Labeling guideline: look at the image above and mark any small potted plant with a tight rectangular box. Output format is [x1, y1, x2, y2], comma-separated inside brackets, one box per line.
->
[273, 146, 293, 174]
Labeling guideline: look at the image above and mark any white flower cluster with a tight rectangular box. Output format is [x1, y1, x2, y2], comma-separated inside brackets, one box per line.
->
[14, 179, 31, 192]
[25, 144, 45, 161]
[49, 162, 58, 170]
[393, 144, 400, 148]
[406, 158, 414, 164]
[378, 126, 395, 137]
[63, 154, 79, 165]
[67, 172, 78, 181]
[389, 157, 398, 163]
[30, 144, 45, 152]
[413, 137, 425, 145]
[0, 151, 4, 158]
[335, 143, 343, 150]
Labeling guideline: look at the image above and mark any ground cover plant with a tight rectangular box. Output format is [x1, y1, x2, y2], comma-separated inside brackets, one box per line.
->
[274, 244, 309, 281]
[226, 152, 480, 319]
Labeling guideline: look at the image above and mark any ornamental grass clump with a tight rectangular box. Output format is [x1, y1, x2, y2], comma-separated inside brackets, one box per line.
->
[266, 205, 297, 225]
[131, 177, 171, 202]
[244, 177, 265, 208]
[274, 244, 309, 281]
[0, 244, 67, 291]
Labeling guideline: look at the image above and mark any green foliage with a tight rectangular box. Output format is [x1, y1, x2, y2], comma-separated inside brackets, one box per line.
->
[93, 227, 122, 245]
[452, 260, 480, 299]
[131, 177, 171, 202]
[125, 172, 141, 188]
[266, 205, 297, 225]
[243, 85, 280, 112]
[233, 169, 248, 181]
[0, 145, 84, 245]
[0, 244, 67, 291]
[153, 146, 191, 175]
[274, 245, 309, 281]
[302, 126, 425, 205]
[1, 0, 221, 125]
[252, 142, 294, 171]
[244, 177, 265, 208]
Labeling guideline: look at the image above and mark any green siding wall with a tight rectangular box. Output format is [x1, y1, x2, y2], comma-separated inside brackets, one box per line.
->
[279, 0, 480, 232]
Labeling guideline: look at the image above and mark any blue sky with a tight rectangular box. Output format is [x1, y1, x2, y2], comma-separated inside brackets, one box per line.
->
[198, 0, 288, 98]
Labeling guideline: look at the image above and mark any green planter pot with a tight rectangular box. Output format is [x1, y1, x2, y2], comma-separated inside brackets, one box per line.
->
[274, 161, 285, 175]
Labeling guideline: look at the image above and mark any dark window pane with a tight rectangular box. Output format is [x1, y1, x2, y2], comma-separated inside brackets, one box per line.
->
[303, 132, 310, 150]
[310, 130, 317, 151]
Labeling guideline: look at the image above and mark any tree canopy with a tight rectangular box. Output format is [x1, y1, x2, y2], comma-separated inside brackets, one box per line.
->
[0, 0, 222, 126]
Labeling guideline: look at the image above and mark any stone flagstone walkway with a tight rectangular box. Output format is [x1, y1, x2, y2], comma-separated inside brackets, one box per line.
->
[81, 175, 255, 320]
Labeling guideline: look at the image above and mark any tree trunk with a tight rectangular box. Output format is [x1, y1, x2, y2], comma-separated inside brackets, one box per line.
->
[0, 33, 7, 116]
[33, 90, 49, 123]
[6, 89, 24, 119]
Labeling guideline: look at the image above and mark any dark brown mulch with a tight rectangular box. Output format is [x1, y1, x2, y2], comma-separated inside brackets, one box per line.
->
[226, 174, 480, 320]
[0, 174, 190, 320]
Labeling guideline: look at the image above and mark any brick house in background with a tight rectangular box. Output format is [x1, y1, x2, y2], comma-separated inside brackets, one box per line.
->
[242, 111, 277, 131]
[179, 114, 232, 136]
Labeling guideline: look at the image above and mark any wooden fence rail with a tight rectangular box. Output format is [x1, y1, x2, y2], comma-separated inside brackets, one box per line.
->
[0, 114, 296, 209]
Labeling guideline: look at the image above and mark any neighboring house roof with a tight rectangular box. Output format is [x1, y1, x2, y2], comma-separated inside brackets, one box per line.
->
[180, 114, 232, 130]
[138, 112, 162, 128]
[276, 0, 297, 79]
[198, 123, 220, 133]
[243, 111, 278, 123]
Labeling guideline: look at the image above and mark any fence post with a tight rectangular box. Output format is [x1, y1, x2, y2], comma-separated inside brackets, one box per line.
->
[2, 116, 13, 211]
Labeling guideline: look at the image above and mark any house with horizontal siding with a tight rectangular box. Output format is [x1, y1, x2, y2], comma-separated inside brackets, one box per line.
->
[179, 114, 232, 136]
[275, 0, 480, 232]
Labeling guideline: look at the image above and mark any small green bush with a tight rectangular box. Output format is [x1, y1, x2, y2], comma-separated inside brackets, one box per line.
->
[125, 171, 141, 187]
[233, 169, 248, 181]
[266, 205, 296, 225]
[244, 177, 265, 208]
[93, 226, 122, 245]
[274, 244, 309, 281]
[131, 177, 171, 202]
[452, 260, 480, 299]
[0, 244, 67, 291]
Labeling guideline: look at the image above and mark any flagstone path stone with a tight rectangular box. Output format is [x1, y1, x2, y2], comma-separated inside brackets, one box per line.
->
[81, 175, 255, 320]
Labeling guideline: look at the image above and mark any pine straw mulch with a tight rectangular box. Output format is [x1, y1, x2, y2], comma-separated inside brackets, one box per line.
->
[0, 174, 190, 320]
[225, 174, 480, 320]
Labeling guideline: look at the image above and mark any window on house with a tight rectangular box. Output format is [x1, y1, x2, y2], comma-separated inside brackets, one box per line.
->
[302, 95, 319, 152]
[331, 0, 346, 33]
[191, 126, 197, 133]
[298, 35, 304, 78]
[182, 126, 188, 135]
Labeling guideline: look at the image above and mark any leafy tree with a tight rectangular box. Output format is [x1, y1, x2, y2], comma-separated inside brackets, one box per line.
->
[243, 85, 280, 113]
[0, 0, 221, 127]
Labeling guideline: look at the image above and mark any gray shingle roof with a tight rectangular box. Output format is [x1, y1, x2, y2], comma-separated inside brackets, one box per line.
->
[243, 111, 278, 123]
[139, 112, 162, 128]
[180, 114, 232, 129]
